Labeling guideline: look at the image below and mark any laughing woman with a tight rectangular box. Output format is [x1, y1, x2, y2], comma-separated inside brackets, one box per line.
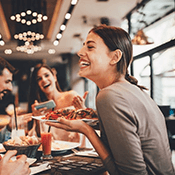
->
[46, 25, 175, 175]
[27, 63, 86, 142]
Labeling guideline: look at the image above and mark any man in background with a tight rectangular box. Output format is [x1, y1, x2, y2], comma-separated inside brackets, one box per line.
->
[0, 57, 30, 175]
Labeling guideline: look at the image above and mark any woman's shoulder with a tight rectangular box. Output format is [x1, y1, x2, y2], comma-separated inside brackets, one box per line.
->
[62, 90, 79, 98]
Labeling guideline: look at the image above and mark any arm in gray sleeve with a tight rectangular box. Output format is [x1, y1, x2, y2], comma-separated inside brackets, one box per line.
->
[96, 89, 148, 175]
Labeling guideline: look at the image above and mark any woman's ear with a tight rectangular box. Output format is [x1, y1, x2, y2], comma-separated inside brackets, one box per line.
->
[110, 49, 122, 65]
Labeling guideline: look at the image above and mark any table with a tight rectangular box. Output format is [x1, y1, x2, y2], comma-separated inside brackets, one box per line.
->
[31, 148, 106, 175]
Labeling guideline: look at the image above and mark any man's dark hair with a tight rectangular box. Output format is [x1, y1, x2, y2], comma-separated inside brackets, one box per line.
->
[0, 57, 16, 75]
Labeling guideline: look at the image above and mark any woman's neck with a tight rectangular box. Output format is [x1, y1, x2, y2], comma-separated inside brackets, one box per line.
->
[45, 89, 62, 101]
[96, 74, 127, 89]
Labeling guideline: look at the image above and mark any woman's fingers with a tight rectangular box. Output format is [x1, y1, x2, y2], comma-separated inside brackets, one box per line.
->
[2, 150, 17, 162]
[46, 118, 85, 133]
[83, 91, 89, 99]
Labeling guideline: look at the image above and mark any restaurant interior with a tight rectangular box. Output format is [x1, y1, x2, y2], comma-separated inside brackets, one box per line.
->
[0, 0, 175, 172]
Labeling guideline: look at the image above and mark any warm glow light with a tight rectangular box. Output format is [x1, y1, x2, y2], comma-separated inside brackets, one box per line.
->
[26, 21, 31, 25]
[60, 24, 66, 31]
[21, 19, 26, 24]
[10, 15, 15, 20]
[21, 12, 26, 17]
[26, 10, 32, 15]
[56, 33, 62, 39]
[38, 14, 42, 18]
[43, 15, 48, 20]
[4, 49, 12, 54]
[53, 40, 59, 46]
[16, 14, 20, 18]
[32, 12, 37, 17]
[27, 31, 32, 35]
[37, 18, 42, 22]
[0, 40, 5, 46]
[48, 49, 56, 54]
[40, 34, 44, 39]
[16, 17, 21, 22]
[14, 34, 18, 39]
[65, 13, 71, 19]
[32, 19, 37, 24]
[71, 0, 78, 5]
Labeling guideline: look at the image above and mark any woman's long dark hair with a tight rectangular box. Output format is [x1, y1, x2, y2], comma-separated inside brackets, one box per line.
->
[27, 63, 62, 113]
[90, 25, 147, 90]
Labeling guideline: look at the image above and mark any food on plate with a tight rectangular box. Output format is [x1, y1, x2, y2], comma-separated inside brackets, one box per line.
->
[4, 135, 40, 146]
[43, 108, 98, 121]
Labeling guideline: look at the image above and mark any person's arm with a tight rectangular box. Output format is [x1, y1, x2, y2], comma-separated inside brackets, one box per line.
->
[46, 118, 118, 174]
[0, 150, 30, 175]
[96, 88, 148, 175]
[0, 126, 11, 143]
[46, 119, 108, 159]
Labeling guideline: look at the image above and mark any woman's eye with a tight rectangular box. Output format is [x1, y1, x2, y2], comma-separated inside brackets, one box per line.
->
[45, 74, 49, 77]
[87, 45, 94, 49]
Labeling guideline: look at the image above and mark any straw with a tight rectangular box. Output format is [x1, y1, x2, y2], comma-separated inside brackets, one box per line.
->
[48, 107, 54, 132]
[13, 100, 18, 130]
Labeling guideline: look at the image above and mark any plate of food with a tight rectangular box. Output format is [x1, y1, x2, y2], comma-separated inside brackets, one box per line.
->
[32, 108, 98, 124]
[38, 140, 80, 153]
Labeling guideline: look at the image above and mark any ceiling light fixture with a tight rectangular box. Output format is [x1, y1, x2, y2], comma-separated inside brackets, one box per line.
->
[131, 3, 154, 45]
[53, 0, 79, 46]
[132, 30, 154, 45]
[10, 0, 47, 54]
[10, 0, 48, 24]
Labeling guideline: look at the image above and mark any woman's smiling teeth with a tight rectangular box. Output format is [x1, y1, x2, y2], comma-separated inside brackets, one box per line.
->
[43, 83, 50, 89]
[79, 61, 90, 68]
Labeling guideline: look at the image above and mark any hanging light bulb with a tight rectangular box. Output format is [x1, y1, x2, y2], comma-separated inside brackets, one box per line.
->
[132, 30, 154, 45]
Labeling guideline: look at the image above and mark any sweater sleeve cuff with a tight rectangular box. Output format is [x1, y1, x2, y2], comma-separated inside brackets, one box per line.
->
[102, 156, 119, 175]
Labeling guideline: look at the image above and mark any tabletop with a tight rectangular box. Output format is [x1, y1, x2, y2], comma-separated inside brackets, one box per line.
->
[31, 148, 106, 175]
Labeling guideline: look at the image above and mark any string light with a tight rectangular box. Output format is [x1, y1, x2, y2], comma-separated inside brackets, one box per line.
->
[0, 34, 5, 46]
[53, 0, 79, 46]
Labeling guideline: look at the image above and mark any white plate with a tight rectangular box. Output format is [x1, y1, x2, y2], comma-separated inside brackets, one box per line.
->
[0, 154, 37, 165]
[32, 115, 98, 124]
[32, 115, 60, 122]
[38, 140, 80, 152]
[0, 143, 6, 153]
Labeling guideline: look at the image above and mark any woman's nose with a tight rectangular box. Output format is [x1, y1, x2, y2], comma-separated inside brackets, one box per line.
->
[77, 47, 85, 57]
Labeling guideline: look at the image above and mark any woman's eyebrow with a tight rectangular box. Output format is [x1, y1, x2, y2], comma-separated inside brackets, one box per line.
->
[83, 40, 96, 45]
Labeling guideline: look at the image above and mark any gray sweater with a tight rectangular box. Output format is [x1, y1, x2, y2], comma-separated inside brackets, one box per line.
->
[96, 82, 174, 175]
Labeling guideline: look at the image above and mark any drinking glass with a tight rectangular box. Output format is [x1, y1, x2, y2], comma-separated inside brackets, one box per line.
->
[40, 120, 53, 160]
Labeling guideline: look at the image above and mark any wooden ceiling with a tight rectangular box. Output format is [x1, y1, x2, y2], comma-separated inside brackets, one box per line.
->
[0, 0, 62, 41]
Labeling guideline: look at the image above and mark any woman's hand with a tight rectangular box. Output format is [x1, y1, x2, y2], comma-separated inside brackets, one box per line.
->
[46, 118, 89, 135]
[0, 150, 31, 175]
[18, 113, 32, 127]
[72, 91, 88, 110]
[31, 100, 47, 116]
